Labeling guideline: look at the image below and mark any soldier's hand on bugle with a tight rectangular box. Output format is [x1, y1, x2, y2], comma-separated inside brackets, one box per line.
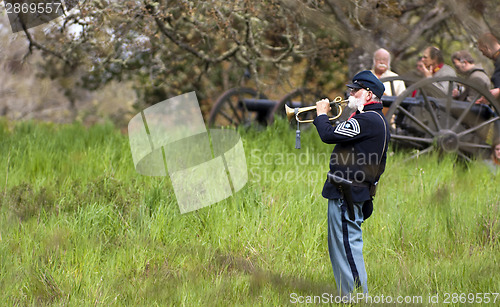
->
[316, 98, 331, 116]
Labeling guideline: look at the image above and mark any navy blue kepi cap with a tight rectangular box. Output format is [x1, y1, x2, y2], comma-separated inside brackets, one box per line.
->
[347, 70, 385, 99]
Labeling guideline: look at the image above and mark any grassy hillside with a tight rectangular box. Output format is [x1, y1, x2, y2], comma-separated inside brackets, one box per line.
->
[0, 119, 499, 306]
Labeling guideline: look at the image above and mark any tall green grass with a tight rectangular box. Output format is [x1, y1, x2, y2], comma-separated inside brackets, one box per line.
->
[0, 118, 499, 306]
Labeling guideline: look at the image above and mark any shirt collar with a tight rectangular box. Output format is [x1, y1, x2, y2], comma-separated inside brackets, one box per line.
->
[493, 48, 500, 60]
[433, 63, 444, 74]
[348, 101, 383, 119]
[363, 101, 382, 108]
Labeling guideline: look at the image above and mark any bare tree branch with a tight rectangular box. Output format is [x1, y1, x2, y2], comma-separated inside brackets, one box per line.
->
[394, 7, 452, 55]
[21, 25, 73, 66]
[154, 16, 240, 64]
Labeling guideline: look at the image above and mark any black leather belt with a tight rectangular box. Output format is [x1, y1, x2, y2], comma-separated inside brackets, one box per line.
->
[327, 172, 370, 220]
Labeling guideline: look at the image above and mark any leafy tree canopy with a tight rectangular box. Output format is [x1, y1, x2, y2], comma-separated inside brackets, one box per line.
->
[14, 0, 500, 109]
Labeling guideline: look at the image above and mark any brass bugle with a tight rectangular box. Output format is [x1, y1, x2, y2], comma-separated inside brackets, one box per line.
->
[285, 96, 348, 123]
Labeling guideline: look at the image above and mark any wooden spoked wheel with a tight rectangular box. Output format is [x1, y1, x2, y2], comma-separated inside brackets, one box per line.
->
[384, 76, 500, 161]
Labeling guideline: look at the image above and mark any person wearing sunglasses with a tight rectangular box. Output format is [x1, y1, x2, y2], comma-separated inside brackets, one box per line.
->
[314, 70, 390, 298]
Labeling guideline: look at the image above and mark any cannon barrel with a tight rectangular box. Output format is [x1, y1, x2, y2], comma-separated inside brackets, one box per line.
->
[242, 98, 303, 112]
[208, 87, 325, 127]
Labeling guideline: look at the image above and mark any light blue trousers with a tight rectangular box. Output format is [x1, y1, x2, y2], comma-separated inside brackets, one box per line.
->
[328, 198, 368, 296]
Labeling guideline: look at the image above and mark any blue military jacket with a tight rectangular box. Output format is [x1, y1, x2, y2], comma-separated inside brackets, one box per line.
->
[313, 102, 390, 203]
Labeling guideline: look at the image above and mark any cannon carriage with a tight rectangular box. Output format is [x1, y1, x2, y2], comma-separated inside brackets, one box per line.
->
[382, 76, 500, 160]
[208, 76, 500, 160]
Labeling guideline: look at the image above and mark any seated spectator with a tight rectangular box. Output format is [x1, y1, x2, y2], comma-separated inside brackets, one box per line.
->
[484, 139, 500, 174]
[476, 33, 500, 104]
[371, 48, 406, 96]
[451, 50, 491, 102]
[417, 46, 457, 94]
[411, 56, 426, 97]
[415, 56, 426, 77]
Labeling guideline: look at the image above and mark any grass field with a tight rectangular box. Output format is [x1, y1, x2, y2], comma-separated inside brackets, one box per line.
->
[0, 118, 499, 306]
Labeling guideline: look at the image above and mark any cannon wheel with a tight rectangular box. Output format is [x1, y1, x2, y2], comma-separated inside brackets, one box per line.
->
[268, 87, 328, 124]
[385, 76, 500, 161]
[208, 87, 268, 128]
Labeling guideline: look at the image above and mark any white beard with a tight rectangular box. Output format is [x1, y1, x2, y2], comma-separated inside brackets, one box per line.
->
[348, 95, 365, 112]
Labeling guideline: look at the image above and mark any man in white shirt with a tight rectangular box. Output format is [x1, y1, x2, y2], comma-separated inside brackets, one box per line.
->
[370, 48, 406, 96]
